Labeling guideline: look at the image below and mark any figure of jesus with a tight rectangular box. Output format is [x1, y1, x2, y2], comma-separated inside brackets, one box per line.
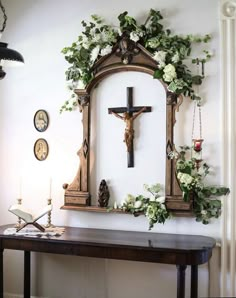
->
[111, 107, 147, 152]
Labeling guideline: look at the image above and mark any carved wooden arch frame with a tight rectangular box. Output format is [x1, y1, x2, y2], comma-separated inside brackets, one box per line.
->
[62, 38, 192, 213]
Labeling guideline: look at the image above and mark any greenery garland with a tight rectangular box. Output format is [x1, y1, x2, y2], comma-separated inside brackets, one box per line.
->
[61, 9, 212, 112]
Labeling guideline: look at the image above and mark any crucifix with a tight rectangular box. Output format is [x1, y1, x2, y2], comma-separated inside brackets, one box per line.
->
[108, 87, 152, 168]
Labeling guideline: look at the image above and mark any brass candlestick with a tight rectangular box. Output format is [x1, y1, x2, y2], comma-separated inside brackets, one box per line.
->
[14, 198, 22, 228]
[45, 198, 54, 228]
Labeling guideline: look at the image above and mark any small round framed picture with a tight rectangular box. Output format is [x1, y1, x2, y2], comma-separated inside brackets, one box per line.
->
[34, 138, 49, 161]
[34, 109, 49, 132]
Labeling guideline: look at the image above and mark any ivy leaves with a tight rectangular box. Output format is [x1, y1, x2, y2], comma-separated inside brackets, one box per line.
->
[61, 9, 213, 112]
[118, 11, 137, 33]
[176, 147, 230, 224]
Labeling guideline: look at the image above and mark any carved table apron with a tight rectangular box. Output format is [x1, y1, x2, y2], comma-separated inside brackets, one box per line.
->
[0, 224, 216, 298]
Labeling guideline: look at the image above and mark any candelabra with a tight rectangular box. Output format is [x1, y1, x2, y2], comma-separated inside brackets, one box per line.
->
[14, 198, 22, 228]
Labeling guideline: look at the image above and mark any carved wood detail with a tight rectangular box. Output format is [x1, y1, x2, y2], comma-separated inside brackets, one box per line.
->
[62, 38, 191, 212]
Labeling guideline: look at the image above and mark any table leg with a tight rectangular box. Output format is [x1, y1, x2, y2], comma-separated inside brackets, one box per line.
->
[0, 249, 3, 298]
[24, 251, 31, 298]
[191, 265, 198, 298]
[177, 265, 187, 298]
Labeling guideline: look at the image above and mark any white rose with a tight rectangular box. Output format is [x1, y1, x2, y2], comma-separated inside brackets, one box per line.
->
[130, 32, 140, 42]
[134, 201, 142, 209]
[100, 45, 113, 56]
[156, 196, 165, 204]
[163, 64, 177, 82]
[90, 45, 100, 64]
[153, 51, 167, 69]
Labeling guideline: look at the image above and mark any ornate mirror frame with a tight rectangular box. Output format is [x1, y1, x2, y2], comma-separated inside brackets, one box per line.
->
[61, 37, 192, 213]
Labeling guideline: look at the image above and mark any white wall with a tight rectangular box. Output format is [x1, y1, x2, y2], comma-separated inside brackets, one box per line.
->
[90, 72, 166, 206]
[0, 0, 222, 297]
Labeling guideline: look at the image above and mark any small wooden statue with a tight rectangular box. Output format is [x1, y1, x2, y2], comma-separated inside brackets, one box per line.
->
[98, 180, 110, 207]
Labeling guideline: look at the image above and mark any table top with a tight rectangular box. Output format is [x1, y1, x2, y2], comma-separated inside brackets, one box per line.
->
[0, 224, 216, 265]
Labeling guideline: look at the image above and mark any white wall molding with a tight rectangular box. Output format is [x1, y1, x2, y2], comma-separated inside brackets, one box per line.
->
[220, 0, 236, 296]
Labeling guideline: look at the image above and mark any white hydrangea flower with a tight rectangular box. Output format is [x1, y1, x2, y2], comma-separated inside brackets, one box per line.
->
[153, 51, 167, 68]
[171, 52, 180, 63]
[177, 172, 194, 186]
[90, 45, 100, 64]
[100, 45, 113, 56]
[130, 31, 140, 42]
[163, 64, 177, 82]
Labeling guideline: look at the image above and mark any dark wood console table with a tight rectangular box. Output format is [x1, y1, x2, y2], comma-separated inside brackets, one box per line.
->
[0, 224, 215, 298]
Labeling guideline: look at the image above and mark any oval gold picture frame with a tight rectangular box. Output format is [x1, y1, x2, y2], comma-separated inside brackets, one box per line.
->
[34, 138, 49, 161]
[34, 110, 49, 132]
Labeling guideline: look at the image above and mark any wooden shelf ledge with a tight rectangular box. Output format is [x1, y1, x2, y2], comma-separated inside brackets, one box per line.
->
[61, 205, 124, 213]
[60, 205, 193, 217]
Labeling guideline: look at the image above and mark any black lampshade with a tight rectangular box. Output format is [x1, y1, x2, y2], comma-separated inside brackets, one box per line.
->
[0, 41, 24, 66]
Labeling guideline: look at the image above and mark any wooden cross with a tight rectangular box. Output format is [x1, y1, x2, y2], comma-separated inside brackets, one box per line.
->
[108, 87, 152, 168]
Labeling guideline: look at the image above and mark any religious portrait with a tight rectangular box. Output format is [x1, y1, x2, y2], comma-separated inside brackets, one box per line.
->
[34, 110, 49, 132]
[34, 138, 49, 161]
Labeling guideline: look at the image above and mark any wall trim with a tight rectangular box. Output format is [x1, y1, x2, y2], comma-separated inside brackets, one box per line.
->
[220, 0, 236, 296]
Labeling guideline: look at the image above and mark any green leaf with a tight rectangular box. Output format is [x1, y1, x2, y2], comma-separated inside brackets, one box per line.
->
[211, 200, 222, 207]
[192, 75, 203, 85]
[153, 69, 163, 79]
[118, 11, 128, 22]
